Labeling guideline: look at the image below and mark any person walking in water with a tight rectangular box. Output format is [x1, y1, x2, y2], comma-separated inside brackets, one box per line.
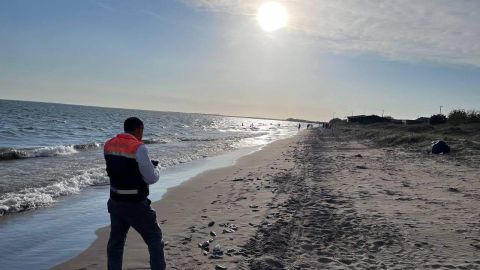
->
[104, 117, 166, 270]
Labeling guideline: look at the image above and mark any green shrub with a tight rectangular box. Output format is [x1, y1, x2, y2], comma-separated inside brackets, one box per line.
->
[448, 109, 480, 124]
[430, 114, 447, 125]
[448, 109, 469, 124]
[329, 118, 344, 124]
[467, 110, 480, 123]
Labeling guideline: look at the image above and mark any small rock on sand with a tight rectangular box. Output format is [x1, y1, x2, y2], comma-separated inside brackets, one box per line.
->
[210, 244, 224, 259]
[471, 243, 480, 250]
[223, 228, 235, 234]
[220, 223, 239, 233]
[213, 244, 223, 255]
[448, 187, 460, 193]
[199, 241, 210, 250]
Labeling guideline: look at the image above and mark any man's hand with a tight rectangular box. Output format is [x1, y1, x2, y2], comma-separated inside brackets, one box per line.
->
[151, 160, 159, 167]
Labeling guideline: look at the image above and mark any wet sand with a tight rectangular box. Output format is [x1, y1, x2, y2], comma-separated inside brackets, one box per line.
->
[53, 129, 480, 269]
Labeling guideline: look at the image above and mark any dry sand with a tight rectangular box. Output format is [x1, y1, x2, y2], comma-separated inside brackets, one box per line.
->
[53, 129, 480, 270]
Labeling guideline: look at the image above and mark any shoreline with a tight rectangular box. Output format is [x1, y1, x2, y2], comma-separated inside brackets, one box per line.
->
[52, 133, 302, 269]
[0, 141, 269, 270]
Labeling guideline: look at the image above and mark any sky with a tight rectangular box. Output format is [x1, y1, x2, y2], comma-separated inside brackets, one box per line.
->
[0, 0, 479, 121]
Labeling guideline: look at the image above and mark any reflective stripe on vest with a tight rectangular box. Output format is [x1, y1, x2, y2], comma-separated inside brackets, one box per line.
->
[111, 187, 139, 195]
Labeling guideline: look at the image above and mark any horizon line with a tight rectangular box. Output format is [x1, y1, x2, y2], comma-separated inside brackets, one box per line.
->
[0, 98, 319, 123]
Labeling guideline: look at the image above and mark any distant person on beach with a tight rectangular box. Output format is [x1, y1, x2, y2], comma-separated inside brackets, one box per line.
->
[104, 117, 165, 270]
[298, 123, 301, 130]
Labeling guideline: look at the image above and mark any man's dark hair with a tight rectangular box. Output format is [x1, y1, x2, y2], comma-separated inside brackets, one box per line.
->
[124, 117, 144, 132]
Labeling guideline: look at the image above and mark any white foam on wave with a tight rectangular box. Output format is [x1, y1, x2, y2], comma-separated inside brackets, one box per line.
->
[0, 145, 79, 160]
[157, 139, 240, 168]
[159, 130, 290, 168]
[0, 168, 108, 216]
[0, 138, 238, 215]
[0, 143, 104, 161]
[30, 145, 79, 157]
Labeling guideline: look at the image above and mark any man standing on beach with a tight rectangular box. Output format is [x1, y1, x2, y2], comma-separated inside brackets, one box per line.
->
[104, 117, 166, 270]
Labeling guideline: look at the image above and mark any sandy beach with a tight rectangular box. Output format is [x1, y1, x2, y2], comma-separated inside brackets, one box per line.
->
[53, 128, 480, 270]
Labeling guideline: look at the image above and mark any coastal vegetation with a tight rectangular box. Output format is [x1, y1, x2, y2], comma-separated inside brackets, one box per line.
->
[332, 110, 480, 164]
[447, 109, 480, 124]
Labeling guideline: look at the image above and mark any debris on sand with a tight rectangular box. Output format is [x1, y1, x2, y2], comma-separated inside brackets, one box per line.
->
[198, 241, 210, 251]
[431, 140, 450, 154]
[220, 223, 239, 234]
[210, 244, 224, 259]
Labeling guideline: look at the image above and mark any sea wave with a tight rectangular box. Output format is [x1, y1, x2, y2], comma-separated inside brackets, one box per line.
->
[0, 141, 232, 215]
[0, 138, 238, 215]
[0, 142, 102, 161]
[143, 138, 170, 144]
[178, 137, 218, 142]
[0, 169, 108, 216]
[73, 142, 102, 150]
[178, 132, 269, 142]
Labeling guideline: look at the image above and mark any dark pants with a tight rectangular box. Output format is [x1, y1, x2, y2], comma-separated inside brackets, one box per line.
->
[107, 198, 166, 270]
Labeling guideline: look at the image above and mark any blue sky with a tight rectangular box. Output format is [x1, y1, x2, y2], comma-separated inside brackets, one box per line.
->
[1, 0, 479, 121]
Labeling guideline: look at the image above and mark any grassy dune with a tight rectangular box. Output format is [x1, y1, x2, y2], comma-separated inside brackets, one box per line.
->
[334, 122, 480, 165]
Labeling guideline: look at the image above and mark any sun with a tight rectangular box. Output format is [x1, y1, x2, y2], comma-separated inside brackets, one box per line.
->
[257, 2, 288, 32]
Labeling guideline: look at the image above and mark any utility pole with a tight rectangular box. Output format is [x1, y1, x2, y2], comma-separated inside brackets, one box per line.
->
[440, 106, 443, 114]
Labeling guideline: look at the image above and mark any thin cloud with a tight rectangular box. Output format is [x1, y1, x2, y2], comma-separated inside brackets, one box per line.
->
[179, 0, 480, 67]
[95, 1, 117, 12]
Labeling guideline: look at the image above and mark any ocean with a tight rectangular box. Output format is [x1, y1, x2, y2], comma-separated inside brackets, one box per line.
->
[0, 99, 298, 216]
[0, 99, 300, 269]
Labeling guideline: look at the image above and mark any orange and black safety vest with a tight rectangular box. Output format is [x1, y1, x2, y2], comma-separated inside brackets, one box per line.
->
[104, 133, 149, 202]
